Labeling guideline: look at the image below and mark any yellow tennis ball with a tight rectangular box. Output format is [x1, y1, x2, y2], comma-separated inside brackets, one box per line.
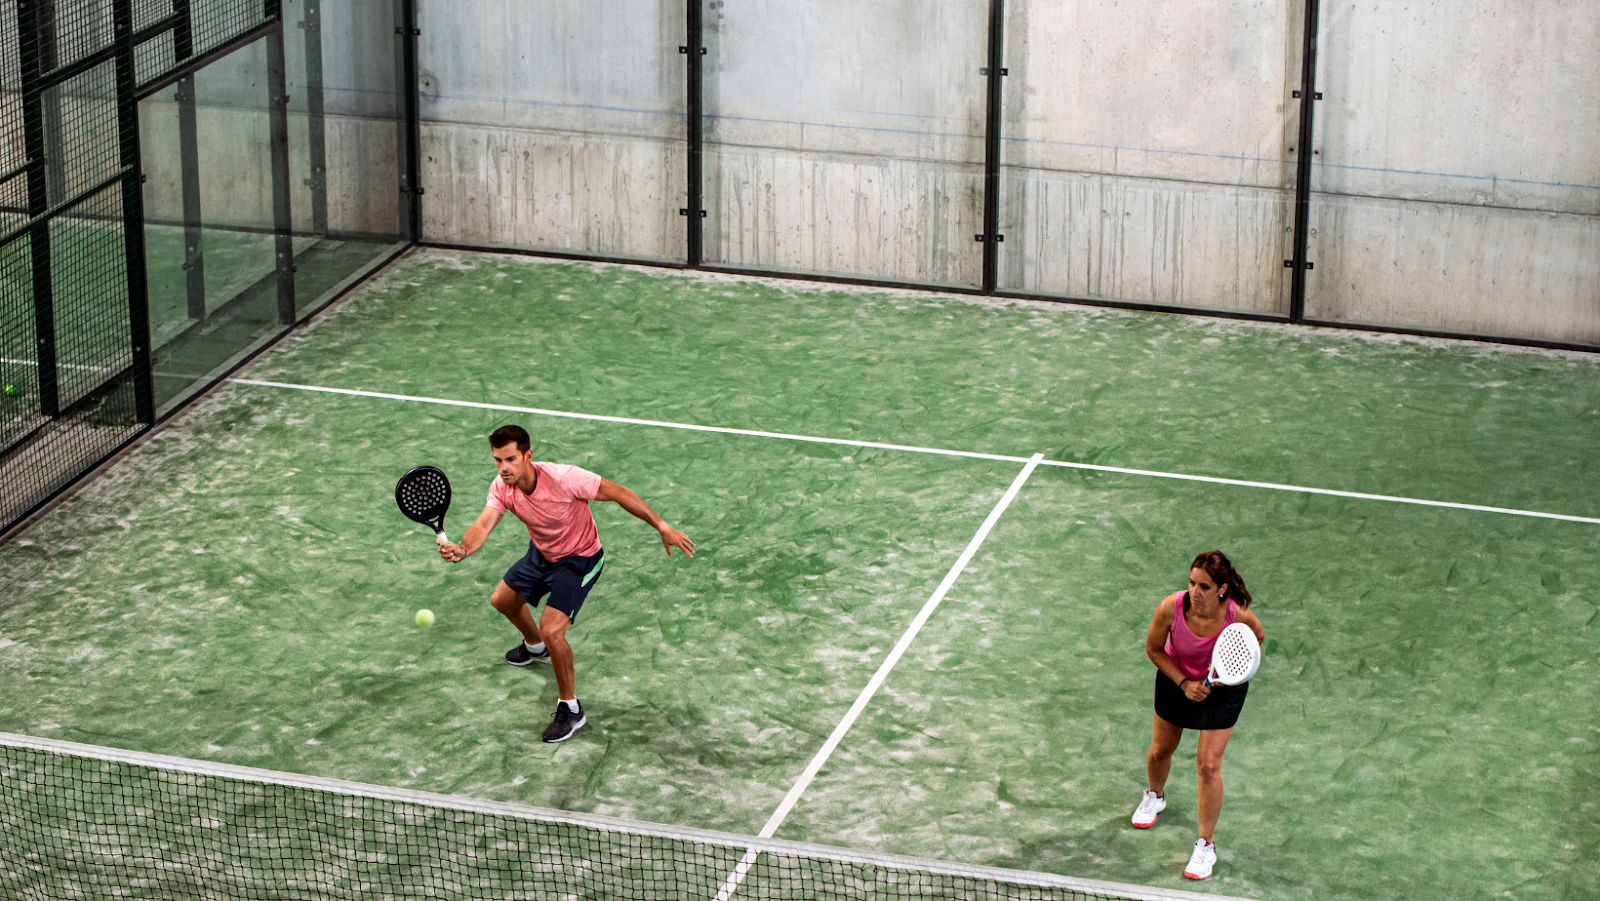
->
[415, 609, 435, 626]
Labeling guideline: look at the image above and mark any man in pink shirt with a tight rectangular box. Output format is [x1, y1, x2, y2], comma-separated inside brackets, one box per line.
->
[439, 425, 695, 742]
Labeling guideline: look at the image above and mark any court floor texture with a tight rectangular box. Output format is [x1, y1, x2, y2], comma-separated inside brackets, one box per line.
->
[0, 248, 1596, 901]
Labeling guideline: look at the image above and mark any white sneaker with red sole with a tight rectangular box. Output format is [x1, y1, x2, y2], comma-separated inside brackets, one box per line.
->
[1183, 837, 1217, 880]
[1131, 790, 1166, 828]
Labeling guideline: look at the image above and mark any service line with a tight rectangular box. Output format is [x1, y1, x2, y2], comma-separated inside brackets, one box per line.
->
[231, 379, 1600, 525]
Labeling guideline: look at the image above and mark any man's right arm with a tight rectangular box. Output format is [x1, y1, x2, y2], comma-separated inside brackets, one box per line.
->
[440, 506, 504, 562]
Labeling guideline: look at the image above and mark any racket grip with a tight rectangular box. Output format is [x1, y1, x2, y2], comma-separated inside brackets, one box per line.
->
[435, 530, 449, 546]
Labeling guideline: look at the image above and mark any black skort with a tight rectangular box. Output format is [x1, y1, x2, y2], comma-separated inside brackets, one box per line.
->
[1154, 673, 1248, 731]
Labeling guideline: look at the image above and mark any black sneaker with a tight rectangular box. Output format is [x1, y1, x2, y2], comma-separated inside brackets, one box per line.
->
[542, 701, 586, 743]
[506, 643, 549, 666]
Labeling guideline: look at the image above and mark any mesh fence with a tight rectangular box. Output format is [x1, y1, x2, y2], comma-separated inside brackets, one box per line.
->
[0, 0, 278, 533]
[0, 373, 140, 518]
[47, 184, 130, 407]
[191, 0, 271, 58]
[42, 59, 120, 205]
[0, 733, 1241, 901]
[0, 236, 44, 452]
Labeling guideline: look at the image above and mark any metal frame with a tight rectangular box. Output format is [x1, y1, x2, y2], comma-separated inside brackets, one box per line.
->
[299, 0, 328, 236]
[0, 0, 422, 537]
[1287, 0, 1321, 322]
[176, 73, 206, 320]
[36, 0, 65, 207]
[14, 0, 60, 416]
[172, 0, 204, 323]
[113, 0, 155, 424]
[265, 13, 296, 326]
[978, 0, 1006, 294]
[394, 0, 421, 243]
[681, 0, 704, 265]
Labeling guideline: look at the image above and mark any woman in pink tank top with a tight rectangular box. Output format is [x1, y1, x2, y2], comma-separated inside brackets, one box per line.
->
[1130, 551, 1266, 881]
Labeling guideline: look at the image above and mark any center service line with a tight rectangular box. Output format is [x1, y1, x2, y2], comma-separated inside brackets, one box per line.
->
[710, 453, 1045, 901]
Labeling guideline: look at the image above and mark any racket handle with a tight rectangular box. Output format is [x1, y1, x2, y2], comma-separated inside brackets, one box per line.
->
[435, 530, 449, 546]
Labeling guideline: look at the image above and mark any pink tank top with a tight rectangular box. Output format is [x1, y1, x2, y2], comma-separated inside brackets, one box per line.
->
[1164, 591, 1238, 682]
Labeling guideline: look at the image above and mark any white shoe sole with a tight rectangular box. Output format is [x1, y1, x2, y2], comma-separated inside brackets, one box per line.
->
[542, 715, 586, 743]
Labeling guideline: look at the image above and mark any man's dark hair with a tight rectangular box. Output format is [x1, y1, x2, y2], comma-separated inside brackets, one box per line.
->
[489, 424, 531, 452]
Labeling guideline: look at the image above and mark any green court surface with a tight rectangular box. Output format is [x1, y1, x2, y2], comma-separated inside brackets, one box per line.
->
[1, 248, 1597, 901]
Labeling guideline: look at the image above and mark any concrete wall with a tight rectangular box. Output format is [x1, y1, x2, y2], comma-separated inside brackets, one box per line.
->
[391, 1, 1599, 343]
[996, 0, 1300, 314]
[419, 124, 684, 260]
[700, 0, 989, 286]
[1306, 0, 1600, 343]
[415, 0, 686, 260]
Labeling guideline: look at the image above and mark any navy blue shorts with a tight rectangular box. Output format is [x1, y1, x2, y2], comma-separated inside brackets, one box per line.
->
[501, 542, 605, 624]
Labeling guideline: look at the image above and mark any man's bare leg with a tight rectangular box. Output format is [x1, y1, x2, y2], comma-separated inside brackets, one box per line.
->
[538, 605, 576, 701]
[490, 580, 542, 646]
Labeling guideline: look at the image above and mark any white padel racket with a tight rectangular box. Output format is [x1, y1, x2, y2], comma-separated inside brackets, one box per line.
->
[1203, 622, 1261, 687]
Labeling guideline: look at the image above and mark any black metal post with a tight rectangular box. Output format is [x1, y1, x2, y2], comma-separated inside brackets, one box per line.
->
[979, 0, 1006, 294]
[37, 0, 67, 206]
[394, 0, 420, 243]
[266, 23, 296, 325]
[173, 0, 194, 60]
[1288, 0, 1321, 322]
[171, 0, 204, 322]
[112, 0, 154, 424]
[16, 0, 59, 417]
[683, 0, 704, 266]
[174, 75, 206, 320]
[300, 0, 328, 235]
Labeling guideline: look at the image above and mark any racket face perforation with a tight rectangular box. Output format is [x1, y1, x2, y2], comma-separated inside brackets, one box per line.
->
[395, 466, 451, 531]
[1208, 622, 1261, 686]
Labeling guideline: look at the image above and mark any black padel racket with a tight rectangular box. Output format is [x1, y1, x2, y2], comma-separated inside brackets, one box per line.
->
[396, 465, 452, 545]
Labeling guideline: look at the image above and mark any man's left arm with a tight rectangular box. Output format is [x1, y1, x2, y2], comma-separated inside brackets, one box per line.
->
[595, 478, 695, 557]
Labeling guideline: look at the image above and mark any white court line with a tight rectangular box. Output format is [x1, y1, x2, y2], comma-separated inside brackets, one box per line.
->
[0, 356, 122, 373]
[711, 454, 1044, 901]
[230, 378, 1600, 525]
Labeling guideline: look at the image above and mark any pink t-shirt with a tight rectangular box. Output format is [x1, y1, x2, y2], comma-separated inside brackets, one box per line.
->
[1163, 591, 1239, 682]
[486, 462, 603, 561]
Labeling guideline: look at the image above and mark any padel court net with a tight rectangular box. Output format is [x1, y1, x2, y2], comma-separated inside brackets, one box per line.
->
[0, 732, 1236, 901]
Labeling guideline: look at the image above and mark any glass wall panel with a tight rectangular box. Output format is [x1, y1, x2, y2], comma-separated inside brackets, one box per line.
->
[416, 0, 687, 262]
[703, 0, 988, 288]
[283, 0, 404, 318]
[998, 0, 1299, 314]
[1305, 1, 1600, 345]
[140, 38, 291, 416]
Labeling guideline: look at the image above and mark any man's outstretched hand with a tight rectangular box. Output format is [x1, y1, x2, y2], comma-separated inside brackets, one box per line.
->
[659, 525, 695, 558]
